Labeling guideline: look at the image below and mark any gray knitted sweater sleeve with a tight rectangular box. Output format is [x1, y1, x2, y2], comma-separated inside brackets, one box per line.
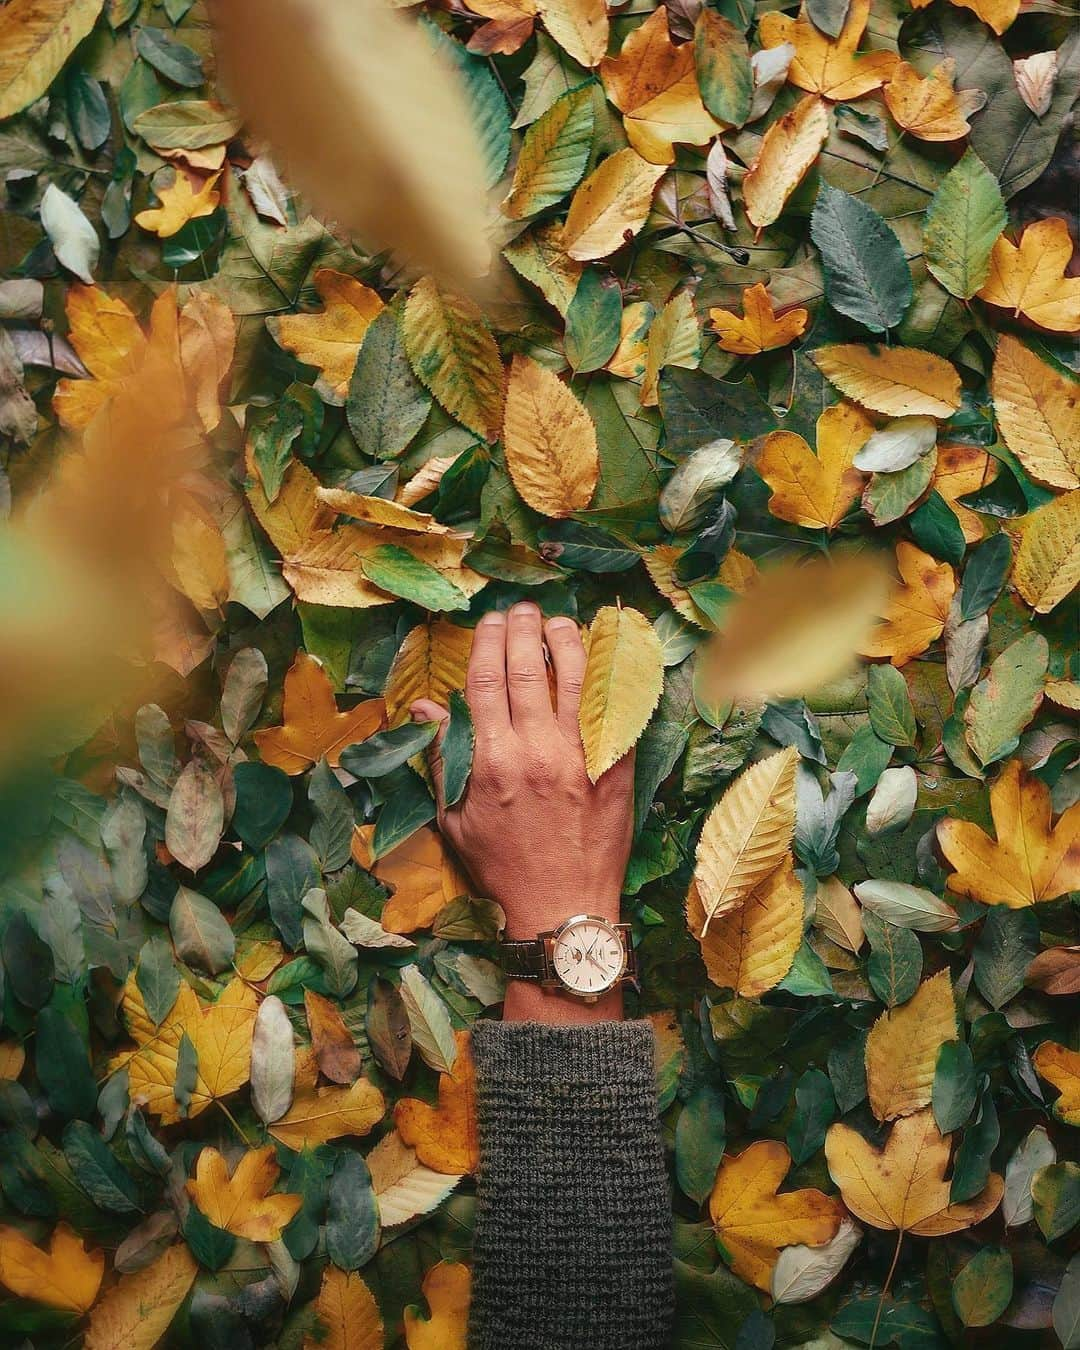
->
[468, 1019, 673, 1350]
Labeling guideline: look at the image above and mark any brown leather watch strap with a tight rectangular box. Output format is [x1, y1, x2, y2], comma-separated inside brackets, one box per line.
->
[498, 939, 547, 980]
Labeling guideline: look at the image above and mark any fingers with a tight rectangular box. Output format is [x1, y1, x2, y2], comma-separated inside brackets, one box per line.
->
[506, 601, 554, 734]
[545, 616, 587, 739]
[411, 699, 449, 811]
[465, 609, 511, 735]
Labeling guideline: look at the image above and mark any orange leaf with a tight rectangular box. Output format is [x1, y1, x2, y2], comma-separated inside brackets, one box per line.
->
[976, 218, 1080, 334]
[268, 268, 385, 403]
[84, 1245, 198, 1350]
[396, 1029, 479, 1175]
[758, 0, 897, 101]
[305, 988, 363, 1084]
[186, 1145, 303, 1242]
[756, 400, 873, 530]
[709, 283, 808, 354]
[932, 445, 998, 543]
[742, 94, 829, 231]
[353, 823, 471, 934]
[858, 542, 955, 666]
[0, 1222, 104, 1313]
[1033, 1042, 1080, 1125]
[404, 1261, 472, 1350]
[884, 60, 984, 141]
[254, 651, 386, 774]
[135, 169, 221, 238]
[305, 1267, 383, 1350]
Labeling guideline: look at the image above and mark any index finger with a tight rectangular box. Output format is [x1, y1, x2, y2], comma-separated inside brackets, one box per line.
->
[465, 610, 511, 734]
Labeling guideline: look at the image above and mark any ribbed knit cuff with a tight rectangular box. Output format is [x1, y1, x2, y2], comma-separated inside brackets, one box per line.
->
[468, 1019, 674, 1350]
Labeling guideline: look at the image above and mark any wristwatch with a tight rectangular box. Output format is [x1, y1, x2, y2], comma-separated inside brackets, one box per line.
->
[499, 913, 635, 1001]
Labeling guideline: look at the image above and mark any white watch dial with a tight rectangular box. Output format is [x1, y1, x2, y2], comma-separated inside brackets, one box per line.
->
[551, 918, 625, 994]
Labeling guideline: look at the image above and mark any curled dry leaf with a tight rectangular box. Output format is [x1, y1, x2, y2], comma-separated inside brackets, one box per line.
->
[1013, 50, 1057, 118]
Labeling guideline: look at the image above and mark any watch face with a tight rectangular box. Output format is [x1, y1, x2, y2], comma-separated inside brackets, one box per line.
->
[551, 917, 625, 995]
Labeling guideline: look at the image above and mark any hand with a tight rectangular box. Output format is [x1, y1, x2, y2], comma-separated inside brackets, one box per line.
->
[411, 602, 635, 1023]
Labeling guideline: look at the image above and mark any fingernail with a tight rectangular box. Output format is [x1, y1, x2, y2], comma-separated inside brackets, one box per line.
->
[546, 616, 576, 631]
[510, 600, 539, 618]
[479, 609, 506, 626]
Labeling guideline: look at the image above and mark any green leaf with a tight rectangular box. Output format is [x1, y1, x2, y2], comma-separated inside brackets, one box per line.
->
[265, 834, 322, 949]
[441, 689, 474, 808]
[1033, 1162, 1080, 1242]
[131, 100, 242, 149]
[183, 1201, 236, 1271]
[863, 912, 922, 1007]
[910, 490, 967, 565]
[340, 721, 438, 778]
[810, 182, 912, 333]
[923, 148, 1006, 299]
[346, 306, 432, 460]
[694, 11, 752, 127]
[232, 761, 293, 850]
[960, 533, 1011, 620]
[134, 27, 205, 88]
[660, 369, 777, 455]
[504, 84, 595, 219]
[169, 887, 236, 977]
[359, 543, 470, 612]
[372, 767, 436, 857]
[62, 1120, 141, 1214]
[862, 447, 937, 526]
[806, 0, 851, 38]
[964, 631, 1049, 766]
[35, 1003, 97, 1121]
[398, 965, 456, 1073]
[565, 269, 622, 374]
[675, 1084, 726, 1204]
[932, 1040, 977, 1134]
[1, 911, 54, 1010]
[65, 67, 110, 151]
[836, 723, 894, 795]
[135, 937, 180, 1026]
[786, 1069, 836, 1165]
[951, 1086, 999, 1203]
[1054, 1253, 1080, 1350]
[973, 906, 1039, 1010]
[867, 665, 917, 747]
[327, 1152, 380, 1271]
[308, 758, 354, 871]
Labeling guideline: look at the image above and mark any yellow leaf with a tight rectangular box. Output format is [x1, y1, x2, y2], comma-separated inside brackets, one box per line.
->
[304, 1267, 383, 1350]
[502, 221, 584, 316]
[814, 874, 865, 953]
[403, 276, 505, 442]
[883, 60, 984, 140]
[214, 0, 490, 285]
[269, 1075, 386, 1150]
[368, 1132, 462, 1227]
[382, 620, 474, 727]
[641, 289, 700, 406]
[0, 1222, 103, 1313]
[398, 452, 466, 507]
[759, 0, 897, 101]
[170, 503, 229, 613]
[244, 446, 333, 556]
[187, 1145, 302, 1242]
[84, 1245, 198, 1350]
[933, 445, 998, 543]
[318, 489, 450, 535]
[756, 400, 873, 530]
[0, 1040, 24, 1079]
[937, 758, 1080, 907]
[502, 354, 599, 517]
[859, 542, 954, 666]
[562, 148, 666, 262]
[268, 269, 384, 404]
[697, 552, 890, 703]
[280, 527, 400, 610]
[811, 344, 962, 418]
[396, 1030, 479, 1174]
[353, 823, 470, 934]
[599, 7, 722, 164]
[694, 746, 798, 934]
[538, 0, 608, 67]
[254, 650, 386, 774]
[825, 1108, 1003, 1234]
[0, 0, 104, 120]
[742, 94, 830, 231]
[645, 545, 757, 628]
[976, 218, 1080, 334]
[687, 855, 802, 996]
[578, 605, 664, 781]
[1012, 491, 1080, 614]
[404, 1262, 472, 1350]
[709, 1140, 843, 1292]
[710, 284, 809, 355]
[992, 335, 1080, 490]
[606, 299, 654, 379]
[865, 970, 957, 1121]
[135, 169, 221, 238]
[503, 85, 594, 219]
[911, 0, 1018, 35]
[1033, 1042, 1080, 1125]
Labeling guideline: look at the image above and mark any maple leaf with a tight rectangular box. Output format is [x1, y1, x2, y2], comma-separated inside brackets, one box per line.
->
[268, 268, 385, 403]
[1033, 1042, 1080, 1125]
[395, 1030, 479, 1174]
[709, 1139, 844, 1292]
[758, 0, 897, 101]
[352, 823, 470, 934]
[756, 400, 873, 530]
[937, 758, 1080, 907]
[933, 445, 998, 543]
[254, 651, 386, 774]
[825, 1108, 1003, 1234]
[884, 59, 985, 140]
[135, 169, 222, 238]
[976, 218, 1080, 334]
[0, 1222, 104, 1313]
[710, 284, 808, 355]
[404, 1262, 472, 1350]
[858, 542, 955, 667]
[269, 1074, 386, 1150]
[467, 0, 537, 55]
[186, 1145, 303, 1241]
[599, 7, 722, 165]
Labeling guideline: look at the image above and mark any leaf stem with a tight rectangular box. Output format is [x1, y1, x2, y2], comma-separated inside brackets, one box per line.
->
[868, 1228, 905, 1350]
[217, 1098, 253, 1146]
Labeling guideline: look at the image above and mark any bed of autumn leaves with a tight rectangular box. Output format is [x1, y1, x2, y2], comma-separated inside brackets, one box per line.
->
[0, 0, 1078, 1345]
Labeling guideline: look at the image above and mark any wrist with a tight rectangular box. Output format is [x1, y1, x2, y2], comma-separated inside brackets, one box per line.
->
[498, 888, 622, 940]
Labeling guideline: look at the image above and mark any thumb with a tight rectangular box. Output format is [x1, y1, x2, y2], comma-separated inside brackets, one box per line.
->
[411, 700, 449, 812]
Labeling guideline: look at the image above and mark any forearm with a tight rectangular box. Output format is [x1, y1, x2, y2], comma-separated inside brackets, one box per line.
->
[468, 1019, 674, 1350]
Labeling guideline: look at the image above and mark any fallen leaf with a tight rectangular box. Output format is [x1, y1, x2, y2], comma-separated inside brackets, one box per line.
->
[404, 1261, 471, 1350]
[1013, 50, 1057, 117]
[268, 269, 385, 404]
[710, 283, 808, 354]
[1012, 491, 1080, 614]
[395, 1029, 479, 1174]
[910, 0, 1018, 36]
[562, 148, 667, 261]
[84, 1245, 198, 1350]
[254, 651, 385, 774]
[135, 169, 222, 238]
[976, 218, 1080, 334]
[884, 60, 985, 140]
[859, 542, 955, 666]
[742, 94, 830, 230]
[811, 345, 963, 418]
[709, 1139, 844, 1291]
[368, 1131, 462, 1226]
[991, 335, 1080, 491]
[687, 855, 803, 996]
[538, 0, 608, 67]
[934, 445, 998, 543]
[305, 988, 363, 1083]
[352, 824, 469, 934]
[1033, 1042, 1080, 1125]
[269, 1074, 386, 1150]
[937, 758, 1080, 907]
[578, 605, 664, 781]
[758, 0, 896, 100]
[502, 354, 599, 516]
[186, 1145, 302, 1241]
[641, 289, 700, 407]
[757, 400, 873, 530]
[304, 1266, 383, 1350]
[0, 1222, 104, 1313]
[503, 85, 594, 219]
[0, 0, 105, 120]
[865, 969, 957, 1120]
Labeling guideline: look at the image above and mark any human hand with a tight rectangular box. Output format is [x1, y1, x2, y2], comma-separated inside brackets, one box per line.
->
[411, 602, 635, 1021]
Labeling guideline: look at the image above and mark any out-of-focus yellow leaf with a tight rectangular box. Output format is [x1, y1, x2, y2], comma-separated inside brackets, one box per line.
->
[0, 0, 104, 120]
[759, 0, 896, 100]
[170, 502, 229, 613]
[991, 335, 1080, 491]
[396, 1030, 478, 1175]
[562, 148, 666, 261]
[214, 0, 491, 284]
[1012, 491, 1080, 614]
[254, 651, 385, 773]
[694, 747, 798, 933]
[0, 1223, 103, 1313]
[710, 283, 808, 355]
[502, 354, 599, 516]
[84, 1245, 198, 1350]
[304, 1267, 384, 1350]
[937, 758, 1080, 907]
[865, 970, 957, 1121]
[187, 1145, 303, 1241]
[404, 1262, 472, 1350]
[135, 169, 221, 238]
[976, 218, 1080, 334]
[599, 7, 722, 164]
[884, 60, 984, 140]
[268, 269, 384, 403]
[742, 94, 829, 231]
[687, 856, 802, 996]
[811, 345, 962, 418]
[757, 401, 873, 530]
[578, 605, 663, 781]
